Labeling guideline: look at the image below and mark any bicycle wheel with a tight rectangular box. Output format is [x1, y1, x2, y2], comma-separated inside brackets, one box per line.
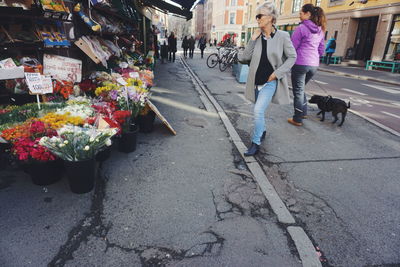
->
[206, 53, 219, 68]
[219, 58, 229, 72]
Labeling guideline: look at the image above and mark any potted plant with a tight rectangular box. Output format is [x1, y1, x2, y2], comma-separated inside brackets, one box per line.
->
[39, 125, 117, 194]
[10, 121, 62, 186]
[115, 83, 149, 153]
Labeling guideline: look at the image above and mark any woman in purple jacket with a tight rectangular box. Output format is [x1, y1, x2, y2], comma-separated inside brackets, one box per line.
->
[288, 4, 326, 126]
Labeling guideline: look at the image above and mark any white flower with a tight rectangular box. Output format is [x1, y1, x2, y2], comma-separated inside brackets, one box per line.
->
[59, 144, 65, 148]
[64, 140, 69, 144]
[89, 137, 95, 142]
[106, 139, 112, 146]
[84, 146, 90, 151]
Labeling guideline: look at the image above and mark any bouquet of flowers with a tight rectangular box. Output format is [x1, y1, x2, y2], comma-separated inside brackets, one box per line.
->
[117, 78, 149, 120]
[39, 125, 117, 161]
[56, 104, 94, 120]
[10, 121, 58, 163]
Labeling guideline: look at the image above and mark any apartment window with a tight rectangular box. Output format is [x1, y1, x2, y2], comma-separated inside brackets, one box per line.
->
[292, 0, 302, 13]
[279, 0, 284, 14]
[230, 12, 235, 24]
[315, 0, 321, 6]
[231, 0, 237, 6]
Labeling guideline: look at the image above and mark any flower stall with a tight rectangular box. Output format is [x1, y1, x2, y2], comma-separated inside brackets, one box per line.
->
[0, 0, 160, 193]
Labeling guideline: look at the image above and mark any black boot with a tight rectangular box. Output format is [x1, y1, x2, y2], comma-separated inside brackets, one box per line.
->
[261, 131, 266, 142]
[244, 143, 259, 156]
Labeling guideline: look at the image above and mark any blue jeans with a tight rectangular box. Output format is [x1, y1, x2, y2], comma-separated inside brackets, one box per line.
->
[291, 65, 317, 123]
[252, 80, 277, 145]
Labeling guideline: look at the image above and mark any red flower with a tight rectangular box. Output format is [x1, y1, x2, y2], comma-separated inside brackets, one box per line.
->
[11, 137, 56, 162]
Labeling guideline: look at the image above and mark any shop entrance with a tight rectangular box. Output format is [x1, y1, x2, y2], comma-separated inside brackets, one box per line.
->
[353, 16, 378, 61]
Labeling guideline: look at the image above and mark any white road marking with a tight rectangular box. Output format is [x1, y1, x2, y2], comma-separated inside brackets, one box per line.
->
[391, 102, 400, 107]
[349, 97, 373, 107]
[313, 80, 328, 85]
[341, 88, 367, 95]
[362, 84, 400, 94]
[380, 111, 400, 119]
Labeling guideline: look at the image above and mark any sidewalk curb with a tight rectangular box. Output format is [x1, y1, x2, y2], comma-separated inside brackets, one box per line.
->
[181, 57, 322, 267]
[318, 68, 399, 86]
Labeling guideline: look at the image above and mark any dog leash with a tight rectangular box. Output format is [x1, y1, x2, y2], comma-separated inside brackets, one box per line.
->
[311, 77, 331, 96]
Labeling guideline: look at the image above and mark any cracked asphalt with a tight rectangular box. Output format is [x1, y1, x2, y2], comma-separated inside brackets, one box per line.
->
[0, 57, 302, 266]
[185, 50, 400, 267]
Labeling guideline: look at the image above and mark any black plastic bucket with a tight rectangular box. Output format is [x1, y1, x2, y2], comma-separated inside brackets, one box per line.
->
[64, 159, 96, 194]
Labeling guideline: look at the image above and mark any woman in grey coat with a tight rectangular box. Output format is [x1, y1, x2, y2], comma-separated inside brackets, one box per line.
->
[239, 2, 296, 156]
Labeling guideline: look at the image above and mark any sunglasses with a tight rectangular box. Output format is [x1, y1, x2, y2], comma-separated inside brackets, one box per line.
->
[256, 14, 266, 20]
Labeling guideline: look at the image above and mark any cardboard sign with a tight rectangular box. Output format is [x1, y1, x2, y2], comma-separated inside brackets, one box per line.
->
[43, 54, 82, 82]
[24, 72, 43, 94]
[41, 75, 53, 94]
[147, 100, 176, 135]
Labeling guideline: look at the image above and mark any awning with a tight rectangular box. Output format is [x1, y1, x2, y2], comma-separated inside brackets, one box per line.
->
[141, 0, 197, 20]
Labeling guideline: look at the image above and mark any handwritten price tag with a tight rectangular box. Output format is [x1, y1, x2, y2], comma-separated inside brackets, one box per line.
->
[41, 75, 53, 94]
[24, 73, 43, 94]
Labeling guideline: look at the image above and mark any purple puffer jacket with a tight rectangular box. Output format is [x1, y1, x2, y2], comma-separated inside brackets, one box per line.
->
[291, 20, 325, 66]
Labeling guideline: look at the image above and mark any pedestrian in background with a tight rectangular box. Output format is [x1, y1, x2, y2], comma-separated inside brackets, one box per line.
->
[198, 34, 207, 59]
[188, 36, 195, 58]
[160, 41, 168, 63]
[325, 36, 336, 65]
[288, 3, 326, 126]
[238, 2, 296, 156]
[182, 36, 189, 58]
[168, 32, 177, 62]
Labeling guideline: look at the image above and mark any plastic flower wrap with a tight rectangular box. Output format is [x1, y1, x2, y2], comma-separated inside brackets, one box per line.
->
[39, 125, 118, 161]
[56, 104, 94, 120]
[117, 86, 149, 118]
[67, 96, 92, 106]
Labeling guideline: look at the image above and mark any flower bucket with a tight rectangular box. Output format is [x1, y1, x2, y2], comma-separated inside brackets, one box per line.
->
[118, 125, 139, 153]
[25, 160, 63, 186]
[137, 111, 156, 133]
[95, 146, 112, 162]
[64, 159, 96, 194]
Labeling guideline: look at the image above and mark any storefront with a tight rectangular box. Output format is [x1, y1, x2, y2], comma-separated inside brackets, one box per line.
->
[384, 14, 400, 61]
[0, 0, 193, 193]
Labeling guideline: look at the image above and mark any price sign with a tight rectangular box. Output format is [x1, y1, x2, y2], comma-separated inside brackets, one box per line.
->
[24, 73, 43, 94]
[41, 75, 53, 94]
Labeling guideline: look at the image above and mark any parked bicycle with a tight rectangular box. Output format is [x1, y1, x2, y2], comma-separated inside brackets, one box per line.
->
[206, 47, 234, 69]
[219, 48, 239, 72]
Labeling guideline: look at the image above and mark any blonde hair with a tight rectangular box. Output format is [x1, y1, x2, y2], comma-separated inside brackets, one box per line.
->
[255, 2, 277, 24]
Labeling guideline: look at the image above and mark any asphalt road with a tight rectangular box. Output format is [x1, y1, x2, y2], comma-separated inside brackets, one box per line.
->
[185, 51, 400, 266]
[306, 71, 400, 135]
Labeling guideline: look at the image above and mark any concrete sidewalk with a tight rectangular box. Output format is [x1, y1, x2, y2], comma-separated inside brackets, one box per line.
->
[185, 53, 400, 267]
[318, 64, 400, 85]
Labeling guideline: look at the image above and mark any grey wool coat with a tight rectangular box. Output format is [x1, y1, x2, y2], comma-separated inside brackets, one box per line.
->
[238, 30, 297, 104]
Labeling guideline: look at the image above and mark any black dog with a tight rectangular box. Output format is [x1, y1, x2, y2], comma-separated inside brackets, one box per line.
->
[309, 95, 350, 126]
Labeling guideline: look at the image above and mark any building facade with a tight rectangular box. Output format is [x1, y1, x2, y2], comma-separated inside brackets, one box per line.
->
[274, 0, 400, 62]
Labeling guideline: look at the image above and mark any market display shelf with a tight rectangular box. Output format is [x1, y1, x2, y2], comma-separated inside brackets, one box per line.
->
[0, 7, 72, 22]
[0, 42, 74, 51]
[93, 5, 138, 25]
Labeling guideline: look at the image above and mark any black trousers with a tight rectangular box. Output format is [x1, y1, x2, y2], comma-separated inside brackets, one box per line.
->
[169, 51, 176, 62]
[183, 49, 188, 57]
[189, 48, 194, 58]
[200, 48, 205, 58]
[326, 52, 333, 64]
